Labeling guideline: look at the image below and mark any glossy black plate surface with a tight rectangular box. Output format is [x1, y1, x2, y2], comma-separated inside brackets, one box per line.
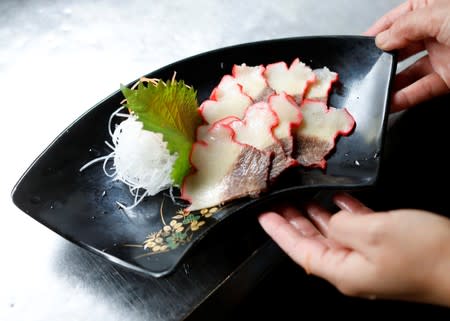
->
[12, 36, 396, 277]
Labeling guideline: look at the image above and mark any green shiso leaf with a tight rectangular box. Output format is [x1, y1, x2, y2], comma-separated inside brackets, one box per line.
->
[121, 79, 201, 186]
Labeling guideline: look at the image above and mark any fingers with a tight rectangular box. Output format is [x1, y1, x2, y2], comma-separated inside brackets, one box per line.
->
[304, 202, 332, 236]
[333, 192, 373, 215]
[258, 211, 329, 274]
[391, 72, 449, 112]
[364, 1, 413, 36]
[327, 211, 380, 255]
[281, 205, 323, 238]
[375, 7, 442, 51]
[305, 193, 373, 237]
[258, 196, 378, 281]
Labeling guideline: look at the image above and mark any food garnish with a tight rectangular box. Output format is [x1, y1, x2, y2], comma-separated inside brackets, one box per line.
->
[80, 77, 201, 209]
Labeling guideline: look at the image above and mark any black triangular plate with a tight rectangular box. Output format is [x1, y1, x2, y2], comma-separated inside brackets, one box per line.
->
[12, 36, 396, 277]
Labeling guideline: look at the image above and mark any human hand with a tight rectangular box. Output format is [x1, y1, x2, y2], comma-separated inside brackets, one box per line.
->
[365, 0, 450, 112]
[258, 193, 450, 307]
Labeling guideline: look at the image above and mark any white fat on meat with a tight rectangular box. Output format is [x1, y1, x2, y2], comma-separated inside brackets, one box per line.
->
[305, 67, 338, 101]
[269, 93, 302, 142]
[264, 58, 315, 99]
[228, 102, 278, 150]
[199, 75, 252, 124]
[232, 64, 269, 101]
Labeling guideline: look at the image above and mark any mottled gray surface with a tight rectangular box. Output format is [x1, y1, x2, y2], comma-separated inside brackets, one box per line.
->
[0, 1, 403, 320]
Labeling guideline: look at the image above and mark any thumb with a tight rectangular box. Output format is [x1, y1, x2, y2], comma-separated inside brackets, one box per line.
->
[376, 7, 443, 50]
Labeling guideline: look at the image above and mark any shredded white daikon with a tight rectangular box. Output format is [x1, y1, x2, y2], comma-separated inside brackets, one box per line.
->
[112, 117, 176, 195]
[80, 110, 177, 210]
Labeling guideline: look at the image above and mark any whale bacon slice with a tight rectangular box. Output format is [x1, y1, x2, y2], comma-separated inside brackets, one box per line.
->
[232, 64, 273, 102]
[269, 93, 302, 162]
[228, 102, 278, 149]
[305, 67, 338, 102]
[296, 100, 355, 169]
[199, 75, 252, 124]
[228, 102, 293, 182]
[264, 58, 316, 103]
[182, 120, 271, 211]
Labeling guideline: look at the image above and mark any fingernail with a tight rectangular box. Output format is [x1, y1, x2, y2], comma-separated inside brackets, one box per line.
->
[257, 212, 272, 224]
[287, 218, 302, 231]
[305, 203, 321, 218]
[305, 203, 330, 235]
[333, 192, 361, 212]
[375, 31, 388, 48]
[333, 197, 349, 211]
